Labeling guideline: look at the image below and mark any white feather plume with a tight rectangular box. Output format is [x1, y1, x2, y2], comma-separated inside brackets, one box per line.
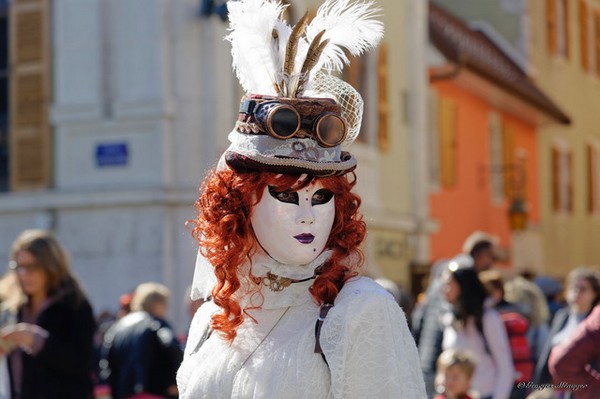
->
[226, 0, 383, 96]
[226, 0, 289, 94]
[305, 0, 384, 73]
[272, 19, 292, 78]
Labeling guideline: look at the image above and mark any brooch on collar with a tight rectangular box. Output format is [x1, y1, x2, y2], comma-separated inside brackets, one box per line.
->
[253, 272, 317, 292]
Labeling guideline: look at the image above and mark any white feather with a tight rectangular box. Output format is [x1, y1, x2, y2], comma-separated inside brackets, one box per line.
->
[272, 19, 292, 90]
[226, 0, 289, 94]
[305, 0, 384, 73]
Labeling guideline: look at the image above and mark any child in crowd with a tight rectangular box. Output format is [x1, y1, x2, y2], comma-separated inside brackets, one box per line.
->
[435, 349, 478, 399]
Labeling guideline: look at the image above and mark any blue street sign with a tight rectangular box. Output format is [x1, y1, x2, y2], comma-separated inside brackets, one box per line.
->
[95, 142, 128, 167]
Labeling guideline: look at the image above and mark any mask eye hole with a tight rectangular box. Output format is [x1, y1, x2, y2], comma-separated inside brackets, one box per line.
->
[311, 189, 334, 206]
[268, 186, 299, 205]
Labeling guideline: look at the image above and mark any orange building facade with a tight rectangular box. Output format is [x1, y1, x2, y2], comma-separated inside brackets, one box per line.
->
[428, 80, 540, 260]
[426, 3, 570, 265]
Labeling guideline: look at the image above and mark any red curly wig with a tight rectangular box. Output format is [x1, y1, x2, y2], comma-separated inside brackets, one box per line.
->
[192, 168, 366, 341]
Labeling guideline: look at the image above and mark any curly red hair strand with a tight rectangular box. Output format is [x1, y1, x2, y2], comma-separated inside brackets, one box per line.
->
[192, 169, 366, 341]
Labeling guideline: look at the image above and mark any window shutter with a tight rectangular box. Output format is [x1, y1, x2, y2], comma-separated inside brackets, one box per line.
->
[580, 0, 589, 70]
[566, 151, 573, 212]
[439, 97, 457, 188]
[564, 0, 571, 59]
[344, 54, 368, 144]
[9, 0, 51, 190]
[587, 143, 596, 213]
[595, 10, 600, 77]
[377, 44, 389, 152]
[547, 0, 558, 54]
[552, 147, 560, 211]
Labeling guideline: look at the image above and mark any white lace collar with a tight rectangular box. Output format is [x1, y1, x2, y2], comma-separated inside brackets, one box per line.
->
[250, 249, 332, 280]
[190, 249, 332, 309]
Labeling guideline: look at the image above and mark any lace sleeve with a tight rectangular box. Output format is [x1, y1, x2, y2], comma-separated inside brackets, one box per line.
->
[321, 277, 427, 399]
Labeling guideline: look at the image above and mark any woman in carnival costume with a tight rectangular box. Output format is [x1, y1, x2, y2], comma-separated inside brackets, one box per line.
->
[177, 0, 427, 397]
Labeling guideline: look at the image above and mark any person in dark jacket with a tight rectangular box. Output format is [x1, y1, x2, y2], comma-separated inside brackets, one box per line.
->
[412, 259, 449, 398]
[101, 282, 183, 399]
[0, 229, 96, 399]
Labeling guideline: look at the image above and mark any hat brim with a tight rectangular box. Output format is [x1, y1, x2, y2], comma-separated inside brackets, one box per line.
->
[225, 151, 356, 177]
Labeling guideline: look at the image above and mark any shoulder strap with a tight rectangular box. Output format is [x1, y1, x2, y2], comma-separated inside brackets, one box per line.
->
[314, 303, 334, 365]
[190, 323, 213, 356]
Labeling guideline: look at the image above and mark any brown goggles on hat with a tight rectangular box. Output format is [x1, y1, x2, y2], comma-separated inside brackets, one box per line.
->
[239, 96, 347, 148]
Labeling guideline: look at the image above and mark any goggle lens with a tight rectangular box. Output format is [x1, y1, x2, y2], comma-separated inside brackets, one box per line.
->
[316, 114, 346, 147]
[268, 107, 299, 138]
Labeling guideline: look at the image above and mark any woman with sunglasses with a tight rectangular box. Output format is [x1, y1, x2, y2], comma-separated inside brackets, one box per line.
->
[177, 0, 426, 398]
[1, 229, 96, 399]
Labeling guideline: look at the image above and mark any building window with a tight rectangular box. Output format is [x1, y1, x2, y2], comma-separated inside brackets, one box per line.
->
[489, 114, 519, 204]
[552, 144, 573, 213]
[489, 112, 504, 203]
[502, 122, 516, 199]
[547, 0, 571, 58]
[344, 51, 380, 147]
[587, 141, 600, 214]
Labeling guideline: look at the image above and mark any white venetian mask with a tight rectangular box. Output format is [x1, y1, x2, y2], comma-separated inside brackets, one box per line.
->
[250, 181, 335, 265]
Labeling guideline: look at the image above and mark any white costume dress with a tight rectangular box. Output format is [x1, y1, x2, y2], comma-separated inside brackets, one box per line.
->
[177, 254, 426, 399]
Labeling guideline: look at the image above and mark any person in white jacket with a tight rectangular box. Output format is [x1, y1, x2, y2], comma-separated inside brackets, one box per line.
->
[176, 1, 426, 397]
[440, 257, 515, 399]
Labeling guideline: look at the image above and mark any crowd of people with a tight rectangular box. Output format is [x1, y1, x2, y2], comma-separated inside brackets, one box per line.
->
[0, 228, 597, 399]
[0, 229, 188, 399]
[412, 232, 600, 399]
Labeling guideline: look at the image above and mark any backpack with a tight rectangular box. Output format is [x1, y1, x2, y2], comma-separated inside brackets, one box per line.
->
[499, 310, 534, 383]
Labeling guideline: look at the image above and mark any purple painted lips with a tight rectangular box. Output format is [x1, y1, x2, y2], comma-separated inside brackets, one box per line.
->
[294, 233, 315, 244]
